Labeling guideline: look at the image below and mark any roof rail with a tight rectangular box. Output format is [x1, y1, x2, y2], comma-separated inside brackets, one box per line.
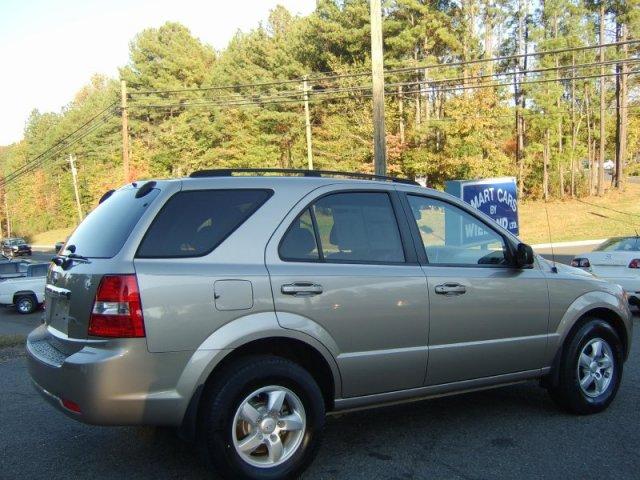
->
[188, 168, 419, 186]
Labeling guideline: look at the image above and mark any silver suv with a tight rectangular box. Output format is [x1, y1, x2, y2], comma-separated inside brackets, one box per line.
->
[27, 170, 632, 479]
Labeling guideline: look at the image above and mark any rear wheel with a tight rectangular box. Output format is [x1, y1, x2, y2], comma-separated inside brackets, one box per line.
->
[200, 355, 325, 480]
[548, 318, 623, 414]
[15, 295, 37, 314]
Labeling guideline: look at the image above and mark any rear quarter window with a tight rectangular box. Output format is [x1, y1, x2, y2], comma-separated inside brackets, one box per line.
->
[136, 189, 273, 258]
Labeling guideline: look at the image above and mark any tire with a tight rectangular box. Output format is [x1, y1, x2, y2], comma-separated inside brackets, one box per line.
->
[199, 355, 325, 480]
[548, 318, 624, 415]
[15, 295, 37, 315]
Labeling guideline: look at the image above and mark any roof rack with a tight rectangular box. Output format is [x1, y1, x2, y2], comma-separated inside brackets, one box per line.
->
[189, 168, 419, 186]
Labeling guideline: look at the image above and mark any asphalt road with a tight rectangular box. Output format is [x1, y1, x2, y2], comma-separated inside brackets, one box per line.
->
[1, 310, 639, 479]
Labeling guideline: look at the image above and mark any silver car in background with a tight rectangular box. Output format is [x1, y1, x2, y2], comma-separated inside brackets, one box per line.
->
[27, 170, 632, 480]
[573, 236, 640, 304]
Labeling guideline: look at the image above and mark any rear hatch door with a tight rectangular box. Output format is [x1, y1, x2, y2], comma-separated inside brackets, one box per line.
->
[45, 184, 163, 341]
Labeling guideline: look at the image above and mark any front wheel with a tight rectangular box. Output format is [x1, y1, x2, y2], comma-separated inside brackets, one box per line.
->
[548, 318, 624, 415]
[200, 355, 325, 480]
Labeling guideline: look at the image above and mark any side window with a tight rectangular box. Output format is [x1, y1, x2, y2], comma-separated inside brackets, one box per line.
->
[137, 189, 272, 258]
[280, 192, 405, 264]
[279, 208, 320, 261]
[407, 195, 508, 266]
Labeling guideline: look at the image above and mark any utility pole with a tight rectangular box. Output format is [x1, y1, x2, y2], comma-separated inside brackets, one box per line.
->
[615, 22, 628, 190]
[4, 190, 10, 238]
[68, 154, 84, 222]
[597, 3, 606, 196]
[398, 85, 405, 144]
[370, 0, 387, 176]
[121, 80, 130, 183]
[303, 78, 314, 170]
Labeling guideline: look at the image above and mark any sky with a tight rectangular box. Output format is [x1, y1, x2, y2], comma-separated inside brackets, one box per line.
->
[0, 0, 316, 146]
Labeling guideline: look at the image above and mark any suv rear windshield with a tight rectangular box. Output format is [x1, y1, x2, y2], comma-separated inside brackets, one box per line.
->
[137, 189, 272, 258]
[65, 187, 160, 258]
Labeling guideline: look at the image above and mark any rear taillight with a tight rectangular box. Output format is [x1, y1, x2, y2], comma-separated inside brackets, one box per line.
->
[629, 259, 640, 269]
[571, 258, 591, 268]
[88, 274, 145, 338]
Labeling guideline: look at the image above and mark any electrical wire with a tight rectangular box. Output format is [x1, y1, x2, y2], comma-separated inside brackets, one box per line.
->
[128, 39, 640, 96]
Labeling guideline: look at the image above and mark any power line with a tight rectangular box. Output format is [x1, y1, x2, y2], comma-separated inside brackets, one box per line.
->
[128, 39, 640, 97]
[127, 68, 640, 111]
[2, 102, 117, 184]
[2, 111, 118, 187]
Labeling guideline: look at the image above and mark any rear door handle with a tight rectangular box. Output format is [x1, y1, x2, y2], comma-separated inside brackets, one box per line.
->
[281, 282, 323, 296]
[434, 283, 467, 296]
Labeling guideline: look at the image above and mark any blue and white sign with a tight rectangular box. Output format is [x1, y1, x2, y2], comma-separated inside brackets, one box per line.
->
[445, 177, 519, 236]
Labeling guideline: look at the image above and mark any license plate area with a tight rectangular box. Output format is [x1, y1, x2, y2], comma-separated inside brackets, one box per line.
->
[45, 285, 71, 334]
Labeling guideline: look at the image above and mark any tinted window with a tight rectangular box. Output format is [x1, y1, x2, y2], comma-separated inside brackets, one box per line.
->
[0, 263, 20, 274]
[65, 187, 160, 258]
[279, 208, 320, 261]
[137, 189, 272, 258]
[408, 195, 508, 266]
[281, 192, 404, 264]
[28, 264, 49, 277]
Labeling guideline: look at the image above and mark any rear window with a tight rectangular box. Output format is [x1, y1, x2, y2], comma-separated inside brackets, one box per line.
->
[65, 187, 160, 258]
[136, 189, 272, 258]
[596, 237, 640, 252]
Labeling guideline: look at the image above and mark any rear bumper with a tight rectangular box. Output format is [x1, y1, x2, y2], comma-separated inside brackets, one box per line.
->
[26, 324, 193, 426]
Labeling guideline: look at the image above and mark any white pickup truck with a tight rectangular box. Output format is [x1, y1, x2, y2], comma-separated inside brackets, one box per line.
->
[0, 263, 48, 314]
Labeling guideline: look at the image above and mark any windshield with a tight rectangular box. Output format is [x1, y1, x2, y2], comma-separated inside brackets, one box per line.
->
[596, 237, 640, 252]
[64, 186, 160, 258]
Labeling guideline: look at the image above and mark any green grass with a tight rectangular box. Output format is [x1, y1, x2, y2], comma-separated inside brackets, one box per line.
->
[29, 227, 74, 246]
[0, 334, 26, 349]
[519, 183, 640, 244]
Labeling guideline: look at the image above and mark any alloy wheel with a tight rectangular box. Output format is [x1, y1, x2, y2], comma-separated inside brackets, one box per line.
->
[577, 337, 615, 398]
[231, 385, 306, 468]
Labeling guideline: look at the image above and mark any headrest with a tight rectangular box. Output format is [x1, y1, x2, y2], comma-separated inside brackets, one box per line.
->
[282, 227, 316, 258]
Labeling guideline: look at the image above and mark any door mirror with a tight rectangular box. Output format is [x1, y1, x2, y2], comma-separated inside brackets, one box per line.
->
[514, 243, 534, 268]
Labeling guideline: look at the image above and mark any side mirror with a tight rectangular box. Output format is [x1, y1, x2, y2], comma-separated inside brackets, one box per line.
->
[514, 243, 534, 268]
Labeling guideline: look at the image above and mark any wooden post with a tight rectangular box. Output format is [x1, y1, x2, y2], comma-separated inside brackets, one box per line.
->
[303, 78, 314, 170]
[370, 0, 387, 176]
[68, 154, 84, 222]
[398, 85, 405, 144]
[121, 80, 130, 183]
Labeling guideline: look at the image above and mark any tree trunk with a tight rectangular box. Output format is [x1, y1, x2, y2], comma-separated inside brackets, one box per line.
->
[615, 21, 628, 189]
[597, 2, 606, 196]
[585, 83, 594, 195]
[570, 53, 576, 198]
[544, 129, 550, 200]
[515, 0, 527, 198]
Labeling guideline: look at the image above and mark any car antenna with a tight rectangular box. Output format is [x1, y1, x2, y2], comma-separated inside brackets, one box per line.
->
[544, 205, 558, 274]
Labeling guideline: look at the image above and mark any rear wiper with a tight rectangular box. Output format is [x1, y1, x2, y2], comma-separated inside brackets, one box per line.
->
[67, 253, 90, 262]
[52, 251, 91, 269]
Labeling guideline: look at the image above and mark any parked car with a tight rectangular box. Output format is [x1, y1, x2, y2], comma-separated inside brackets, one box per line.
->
[573, 236, 640, 304]
[604, 160, 615, 171]
[1, 237, 32, 257]
[0, 262, 48, 314]
[27, 170, 632, 480]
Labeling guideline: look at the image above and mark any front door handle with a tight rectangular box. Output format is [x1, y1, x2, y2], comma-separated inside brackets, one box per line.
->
[281, 282, 323, 296]
[434, 283, 467, 296]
